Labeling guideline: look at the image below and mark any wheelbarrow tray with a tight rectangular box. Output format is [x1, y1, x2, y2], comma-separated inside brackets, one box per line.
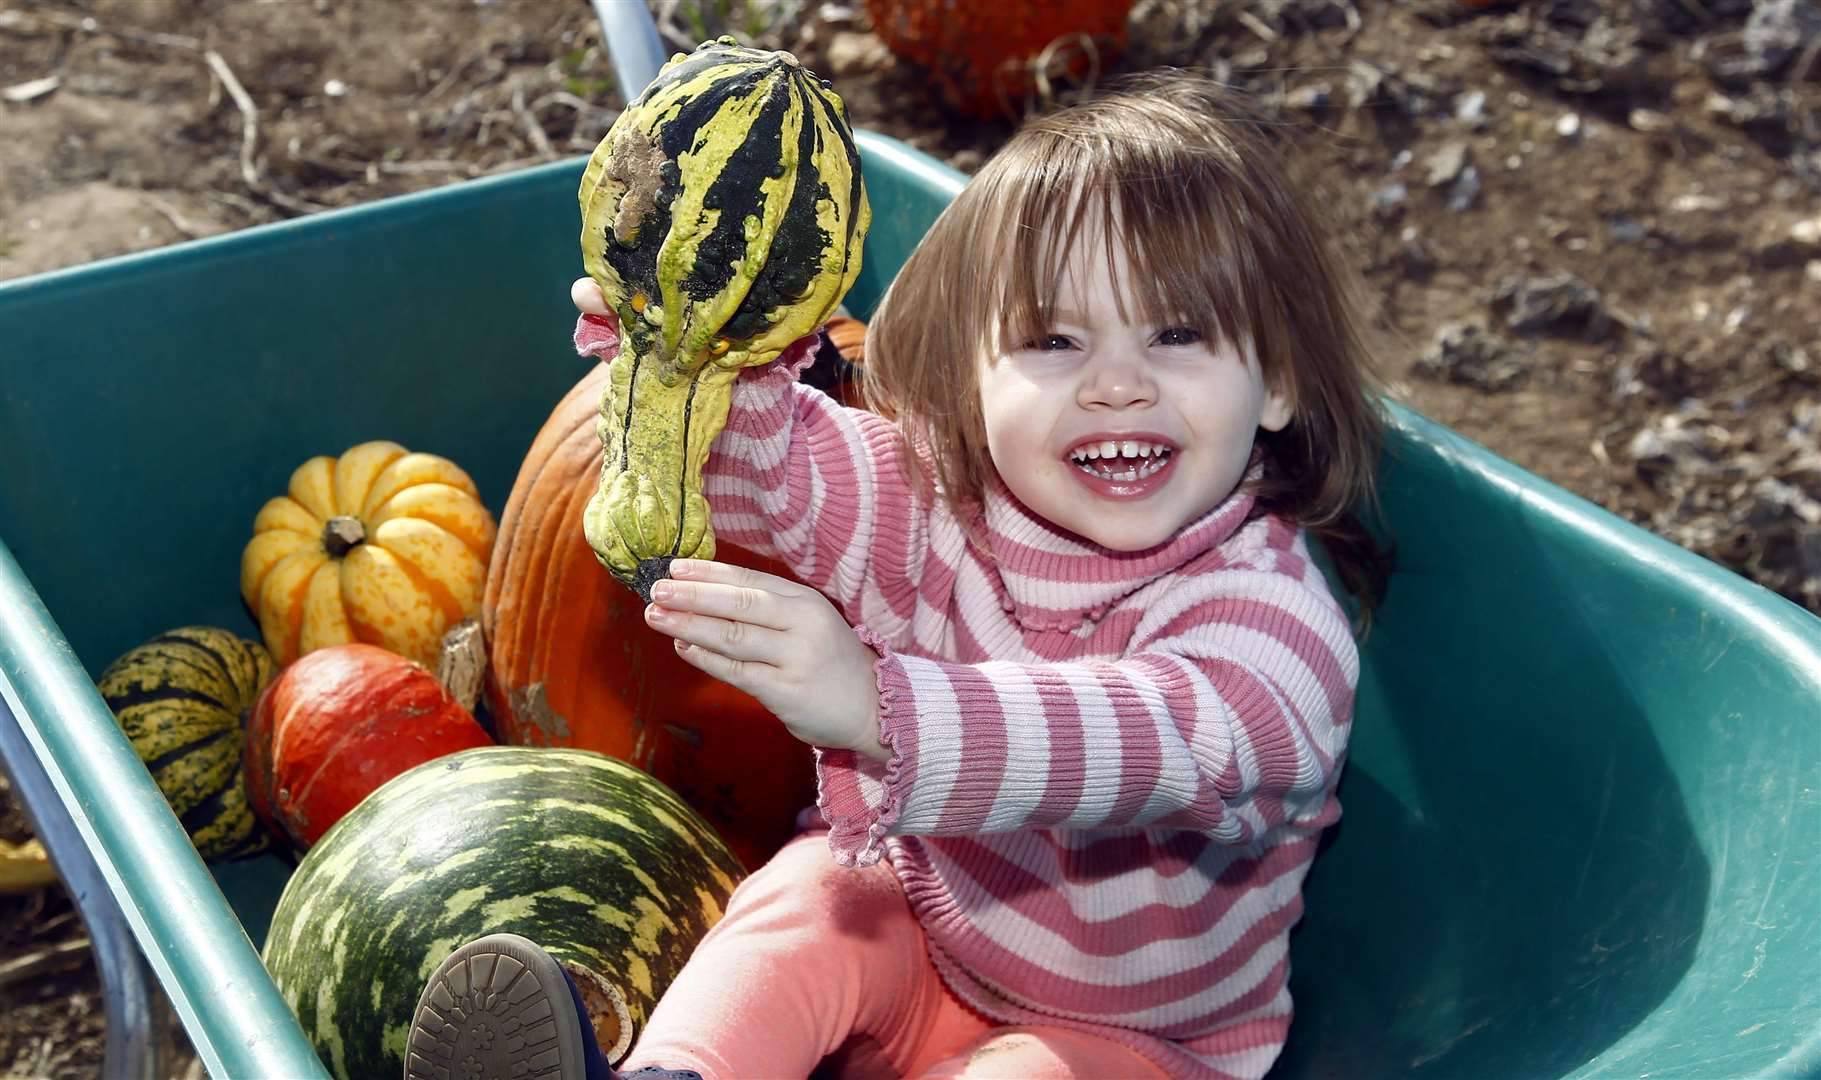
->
[1, 133, 1816, 1079]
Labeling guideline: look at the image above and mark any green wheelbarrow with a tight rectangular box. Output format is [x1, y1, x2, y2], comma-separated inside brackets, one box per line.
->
[1, 126, 1817, 1079]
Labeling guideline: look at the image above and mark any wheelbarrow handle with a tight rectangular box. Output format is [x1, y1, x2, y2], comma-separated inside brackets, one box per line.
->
[0, 537, 328, 1079]
[590, 0, 668, 106]
[0, 691, 158, 1080]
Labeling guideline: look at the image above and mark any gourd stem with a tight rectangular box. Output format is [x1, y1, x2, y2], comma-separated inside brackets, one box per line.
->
[322, 516, 367, 557]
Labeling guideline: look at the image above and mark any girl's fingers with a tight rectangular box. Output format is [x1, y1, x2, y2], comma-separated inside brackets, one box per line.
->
[669, 559, 801, 597]
[673, 640, 761, 693]
[649, 579, 788, 629]
[571, 277, 611, 315]
[646, 604, 788, 664]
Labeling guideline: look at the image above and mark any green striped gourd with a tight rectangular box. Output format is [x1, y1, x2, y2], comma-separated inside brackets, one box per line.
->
[260, 745, 744, 1080]
[98, 626, 275, 860]
[578, 36, 870, 598]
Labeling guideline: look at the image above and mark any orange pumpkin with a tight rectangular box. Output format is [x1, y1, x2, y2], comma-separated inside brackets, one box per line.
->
[864, 0, 1136, 119]
[240, 441, 497, 669]
[483, 363, 818, 870]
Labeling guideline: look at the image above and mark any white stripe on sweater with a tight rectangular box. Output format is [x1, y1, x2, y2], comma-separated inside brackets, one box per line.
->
[1056, 666, 1128, 828]
[893, 657, 964, 833]
[975, 662, 1050, 833]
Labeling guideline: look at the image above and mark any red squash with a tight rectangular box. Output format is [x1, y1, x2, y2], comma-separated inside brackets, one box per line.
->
[244, 643, 492, 851]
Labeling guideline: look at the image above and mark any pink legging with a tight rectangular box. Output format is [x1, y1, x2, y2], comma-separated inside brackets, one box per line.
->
[621, 833, 1168, 1079]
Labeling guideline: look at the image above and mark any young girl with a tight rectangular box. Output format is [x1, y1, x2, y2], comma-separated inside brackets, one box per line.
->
[410, 70, 1385, 1080]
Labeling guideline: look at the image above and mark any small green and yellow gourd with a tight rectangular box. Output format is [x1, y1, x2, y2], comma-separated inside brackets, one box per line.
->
[577, 37, 870, 597]
[98, 626, 276, 860]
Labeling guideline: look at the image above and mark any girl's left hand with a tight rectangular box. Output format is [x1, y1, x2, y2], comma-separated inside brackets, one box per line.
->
[644, 559, 889, 762]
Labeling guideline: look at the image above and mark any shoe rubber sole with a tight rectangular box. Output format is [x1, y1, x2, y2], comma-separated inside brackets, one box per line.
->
[405, 932, 588, 1080]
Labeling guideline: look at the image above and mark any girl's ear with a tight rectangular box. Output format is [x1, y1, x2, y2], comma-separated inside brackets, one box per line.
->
[1259, 383, 1293, 433]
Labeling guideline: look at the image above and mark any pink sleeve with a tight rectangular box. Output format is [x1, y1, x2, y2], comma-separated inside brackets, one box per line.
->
[814, 567, 1360, 865]
[698, 351, 935, 623]
[574, 313, 934, 617]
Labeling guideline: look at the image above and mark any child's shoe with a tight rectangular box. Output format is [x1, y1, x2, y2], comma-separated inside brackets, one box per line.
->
[405, 932, 703, 1080]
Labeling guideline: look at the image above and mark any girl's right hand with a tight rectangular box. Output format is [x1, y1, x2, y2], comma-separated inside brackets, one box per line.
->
[571, 277, 611, 317]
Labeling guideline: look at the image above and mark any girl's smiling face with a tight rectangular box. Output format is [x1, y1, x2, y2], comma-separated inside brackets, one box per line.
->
[977, 221, 1290, 552]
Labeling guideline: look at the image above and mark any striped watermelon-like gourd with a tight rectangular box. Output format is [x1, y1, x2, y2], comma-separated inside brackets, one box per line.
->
[98, 626, 275, 860]
[578, 36, 870, 598]
[261, 746, 744, 1080]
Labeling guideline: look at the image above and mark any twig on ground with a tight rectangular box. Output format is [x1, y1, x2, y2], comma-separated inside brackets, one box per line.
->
[0, 937, 90, 990]
[529, 90, 613, 118]
[36, 8, 332, 218]
[31, 906, 79, 939]
[421, 48, 490, 103]
[202, 48, 326, 215]
[138, 192, 208, 239]
[1, 74, 61, 104]
[209, 190, 268, 221]
[14, 885, 48, 929]
[1337, 1, 1363, 44]
[30, 7, 200, 51]
[1789, 34, 1821, 87]
[513, 84, 556, 158]
[652, 0, 701, 54]
[1237, 10, 1280, 43]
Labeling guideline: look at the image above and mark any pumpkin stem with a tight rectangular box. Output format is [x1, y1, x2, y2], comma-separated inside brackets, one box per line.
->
[322, 515, 367, 556]
[437, 619, 486, 716]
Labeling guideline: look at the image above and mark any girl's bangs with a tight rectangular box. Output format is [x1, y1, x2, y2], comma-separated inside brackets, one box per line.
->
[991, 131, 1259, 357]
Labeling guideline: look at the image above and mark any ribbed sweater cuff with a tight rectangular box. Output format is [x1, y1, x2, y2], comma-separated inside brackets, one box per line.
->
[720, 333, 822, 446]
[814, 624, 913, 867]
[738, 332, 821, 386]
[573, 312, 620, 359]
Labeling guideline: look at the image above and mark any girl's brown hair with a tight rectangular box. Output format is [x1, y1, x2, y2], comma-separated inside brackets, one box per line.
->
[862, 70, 1391, 614]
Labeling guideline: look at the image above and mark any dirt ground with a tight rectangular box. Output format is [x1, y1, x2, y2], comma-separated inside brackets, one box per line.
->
[2, 0, 1817, 1076]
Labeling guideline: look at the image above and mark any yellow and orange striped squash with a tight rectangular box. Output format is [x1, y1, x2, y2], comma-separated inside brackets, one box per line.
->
[239, 440, 496, 668]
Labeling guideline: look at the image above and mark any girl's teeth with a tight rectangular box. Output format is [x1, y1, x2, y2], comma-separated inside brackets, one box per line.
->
[1074, 452, 1170, 482]
[1070, 441, 1172, 462]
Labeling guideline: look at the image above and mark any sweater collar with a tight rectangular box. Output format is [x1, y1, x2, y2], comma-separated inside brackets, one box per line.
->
[979, 467, 1260, 631]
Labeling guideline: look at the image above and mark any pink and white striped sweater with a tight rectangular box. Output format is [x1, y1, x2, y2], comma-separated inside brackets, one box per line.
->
[576, 320, 1358, 1079]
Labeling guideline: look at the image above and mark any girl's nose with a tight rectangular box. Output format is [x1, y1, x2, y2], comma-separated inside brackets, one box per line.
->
[1077, 352, 1158, 410]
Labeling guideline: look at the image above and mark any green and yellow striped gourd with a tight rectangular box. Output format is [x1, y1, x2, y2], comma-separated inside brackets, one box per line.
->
[261, 746, 744, 1079]
[578, 36, 870, 598]
[98, 626, 275, 860]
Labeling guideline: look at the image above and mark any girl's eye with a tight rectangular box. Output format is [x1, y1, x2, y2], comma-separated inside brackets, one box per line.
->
[1022, 334, 1075, 352]
[1155, 326, 1203, 347]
